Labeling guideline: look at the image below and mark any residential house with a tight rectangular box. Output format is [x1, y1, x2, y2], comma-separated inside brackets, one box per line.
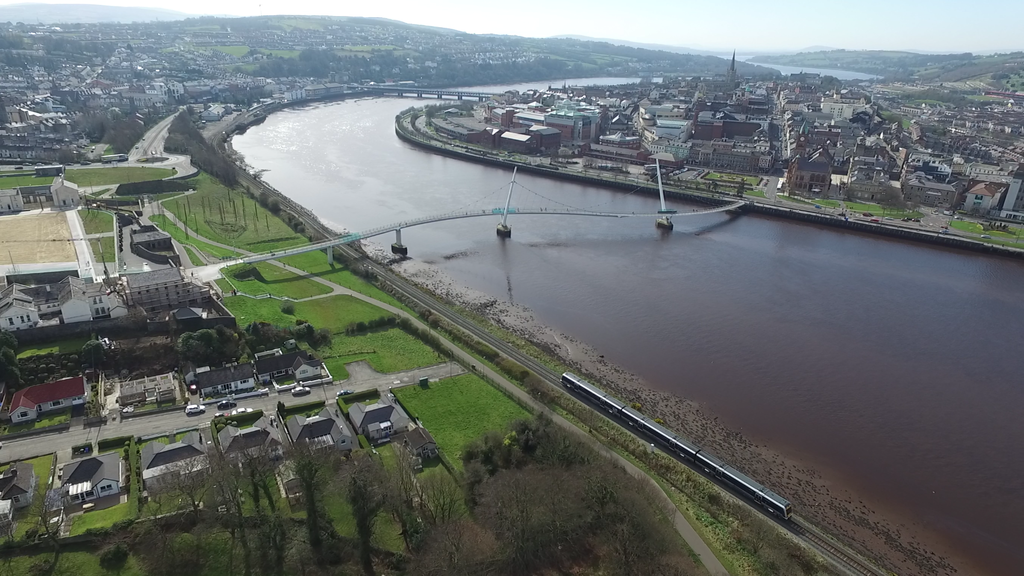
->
[60, 452, 122, 503]
[124, 268, 211, 313]
[401, 427, 438, 459]
[56, 276, 127, 323]
[118, 372, 177, 406]
[0, 284, 40, 331]
[0, 500, 11, 532]
[50, 177, 80, 209]
[0, 462, 36, 509]
[185, 363, 256, 397]
[140, 431, 208, 491]
[8, 376, 87, 423]
[254, 349, 329, 384]
[285, 408, 355, 452]
[219, 415, 283, 460]
[0, 188, 24, 213]
[902, 172, 958, 208]
[348, 398, 412, 441]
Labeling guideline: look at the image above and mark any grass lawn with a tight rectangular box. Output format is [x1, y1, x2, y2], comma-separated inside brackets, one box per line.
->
[337, 390, 380, 411]
[0, 548, 147, 576]
[163, 173, 307, 253]
[320, 488, 405, 552]
[0, 174, 53, 187]
[183, 245, 205, 265]
[950, 219, 1024, 243]
[69, 502, 131, 535]
[17, 336, 90, 358]
[90, 237, 116, 263]
[815, 199, 842, 208]
[278, 400, 325, 419]
[843, 200, 923, 219]
[313, 328, 441, 380]
[65, 167, 174, 187]
[80, 209, 114, 234]
[221, 262, 332, 300]
[222, 294, 388, 331]
[704, 172, 761, 187]
[393, 374, 530, 467]
[279, 250, 408, 310]
[148, 213, 241, 259]
[4, 409, 71, 434]
[210, 45, 249, 56]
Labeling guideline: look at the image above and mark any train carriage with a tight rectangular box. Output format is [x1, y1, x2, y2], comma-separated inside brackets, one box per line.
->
[695, 450, 728, 478]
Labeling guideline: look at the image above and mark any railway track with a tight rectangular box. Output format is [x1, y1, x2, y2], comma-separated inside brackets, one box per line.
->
[228, 131, 888, 576]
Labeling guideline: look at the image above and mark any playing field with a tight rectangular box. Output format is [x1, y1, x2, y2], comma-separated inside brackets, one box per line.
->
[0, 212, 77, 263]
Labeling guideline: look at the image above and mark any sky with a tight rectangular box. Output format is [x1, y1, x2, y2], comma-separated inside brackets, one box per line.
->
[4, 0, 1024, 54]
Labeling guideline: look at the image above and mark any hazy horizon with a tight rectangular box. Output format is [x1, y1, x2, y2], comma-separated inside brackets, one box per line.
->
[2, 0, 1023, 54]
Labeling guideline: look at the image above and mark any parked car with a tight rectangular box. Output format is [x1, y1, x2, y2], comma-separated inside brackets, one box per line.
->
[13, 166, 23, 170]
[231, 407, 254, 416]
[862, 212, 874, 217]
[217, 400, 237, 410]
[336, 389, 354, 397]
[292, 386, 311, 397]
[870, 218, 881, 223]
[213, 412, 227, 418]
[184, 404, 206, 416]
[981, 234, 992, 239]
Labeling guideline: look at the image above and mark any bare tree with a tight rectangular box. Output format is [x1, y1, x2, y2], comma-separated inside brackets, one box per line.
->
[288, 442, 340, 563]
[163, 455, 211, 519]
[420, 470, 464, 526]
[209, 453, 254, 576]
[348, 453, 387, 575]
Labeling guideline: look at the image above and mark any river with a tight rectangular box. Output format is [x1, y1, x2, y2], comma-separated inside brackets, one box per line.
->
[232, 91, 1022, 575]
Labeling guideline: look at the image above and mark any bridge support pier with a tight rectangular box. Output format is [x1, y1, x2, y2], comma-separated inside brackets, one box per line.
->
[325, 247, 334, 265]
[391, 228, 408, 256]
[655, 216, 674, 231]
[496, 223, 511, 238]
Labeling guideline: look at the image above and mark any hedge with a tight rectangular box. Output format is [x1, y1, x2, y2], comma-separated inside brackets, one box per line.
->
[278, 400, 325, 418]
[116, 179, 191, 196]
[98, 436, 133, 452]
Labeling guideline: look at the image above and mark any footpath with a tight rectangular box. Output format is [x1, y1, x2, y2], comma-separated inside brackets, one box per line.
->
[146, 200, 730, 575]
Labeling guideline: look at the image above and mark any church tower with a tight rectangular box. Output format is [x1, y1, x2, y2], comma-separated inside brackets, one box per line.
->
[726, 50, 738, 89]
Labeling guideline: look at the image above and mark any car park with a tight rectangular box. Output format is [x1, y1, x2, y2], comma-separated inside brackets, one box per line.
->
[184, 404, 206, 416]
[292, 386, 311, 396]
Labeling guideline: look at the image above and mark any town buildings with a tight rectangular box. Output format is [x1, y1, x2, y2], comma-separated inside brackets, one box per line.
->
[124, 268, 210, 313]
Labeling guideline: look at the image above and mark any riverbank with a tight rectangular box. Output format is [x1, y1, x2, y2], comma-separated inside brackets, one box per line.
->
[394, 112, 1024, 261]
[226, 99, 999, 576]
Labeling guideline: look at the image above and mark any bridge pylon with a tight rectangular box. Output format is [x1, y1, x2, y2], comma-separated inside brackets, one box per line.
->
[649, 158, 677, 230]
[497, 168, 516, 238]
[391, 228, 408, 256]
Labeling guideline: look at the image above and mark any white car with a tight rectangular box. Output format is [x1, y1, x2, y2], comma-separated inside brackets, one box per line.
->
[230, 407, 254, 416]
[291, 386, 311, 396]
[184, 404, 206, 416]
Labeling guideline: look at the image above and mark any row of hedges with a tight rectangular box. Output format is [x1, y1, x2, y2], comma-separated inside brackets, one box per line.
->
[98, 435, 133, 452]
[212, 409, 265, 433]
[116, 179, 191, 196]
[277, 399, 324, 418]
[343, 315, 397, 335]
[127, 438, 142, 517]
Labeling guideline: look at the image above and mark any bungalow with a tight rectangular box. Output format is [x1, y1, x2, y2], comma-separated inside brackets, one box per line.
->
[8, 376, 87, 423]
[348, 398, 412, 441]
[140, 430, 208, 491]
[285, 408, 355, 452]
[187, 363, 256, 397]
[60, 452, 122, 503]
[0, 462, 36, 509]
[254, 350, 329, 384]
[218, 415, 283, 460]
[401, 427, 438, 459]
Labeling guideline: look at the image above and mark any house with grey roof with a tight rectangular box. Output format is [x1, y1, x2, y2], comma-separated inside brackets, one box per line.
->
[60, 452, 122, 503]
[0, 461, 36, 509]
[186, 363, 256, 397]
[348, 399, 412, 441]
[254, 349, 330, 385]
[401, 427, 438, 459]
[285, 408, 355, 452]
[218, 415, 283, 460]
[140, 431, 208, 491]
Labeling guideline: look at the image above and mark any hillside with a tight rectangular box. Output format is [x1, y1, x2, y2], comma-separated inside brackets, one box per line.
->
[751, 49, 1024, 85]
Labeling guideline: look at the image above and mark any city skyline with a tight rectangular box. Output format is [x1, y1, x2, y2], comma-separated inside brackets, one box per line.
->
[2, 0, 1024, 54]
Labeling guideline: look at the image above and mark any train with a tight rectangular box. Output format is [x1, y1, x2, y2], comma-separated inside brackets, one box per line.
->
[561, 372, 792, 520]
[101, 153, 129, 163]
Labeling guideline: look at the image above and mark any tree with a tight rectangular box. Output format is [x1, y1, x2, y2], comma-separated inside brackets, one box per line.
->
[348, 454, 387, 575]
[420, 470, 464, 526]
[0, 332, 19, 385]
[82, 339, 104, 368]
[164, 455, 211, 519]
[289, 442, 340, 564]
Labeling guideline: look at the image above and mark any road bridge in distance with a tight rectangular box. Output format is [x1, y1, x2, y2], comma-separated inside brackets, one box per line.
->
[358, 85, 494, 101]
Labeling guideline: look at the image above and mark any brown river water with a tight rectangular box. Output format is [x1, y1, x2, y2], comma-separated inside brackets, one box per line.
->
[232, 87, 1024, 575]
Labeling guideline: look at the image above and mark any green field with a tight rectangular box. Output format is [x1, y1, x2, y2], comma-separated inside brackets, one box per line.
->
[163, 173, 307, 253]
[843, 200, 923, 219]
[393, 374, 530, 467]
[210, 45, 249, 57]
[222, 294, 387, 330]
[183, 245, 204, 265]
[69, 502, 131, 535]
[148, 213, 241, 259]
[80, 209, 114, 234]
[0, 549, 147, 576]
[221, 262, 332, 300]
[17, 336, 91, 358]
[313, 327, 441, 380]
[279, 250, 407, 310]
[704, 172, 761, 187]
[950, 219, 1024, 242]
[0, 174, 53, 187]
[320, 485, 404, 552]
[65, 167, 174, 187]
[90, 237, 116, 263]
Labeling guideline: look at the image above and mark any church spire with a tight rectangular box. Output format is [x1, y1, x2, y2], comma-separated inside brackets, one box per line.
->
[730, 50, 736, 72]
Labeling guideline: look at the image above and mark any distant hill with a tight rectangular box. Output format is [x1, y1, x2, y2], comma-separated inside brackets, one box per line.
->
[1, 4, 195, 24]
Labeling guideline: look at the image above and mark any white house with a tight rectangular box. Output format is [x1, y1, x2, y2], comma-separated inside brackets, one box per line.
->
[50, 177, 81, 209]
[254, 349, 330, 384]
[0, 188, 24, 213]
[187, 363, 256, 397]
[8, 376, 88, 423]
[963, 181, 1006, 215]
[57, 276, 127, 323]
[0, 284, 39, 332]
[60, 452, 122, 503]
